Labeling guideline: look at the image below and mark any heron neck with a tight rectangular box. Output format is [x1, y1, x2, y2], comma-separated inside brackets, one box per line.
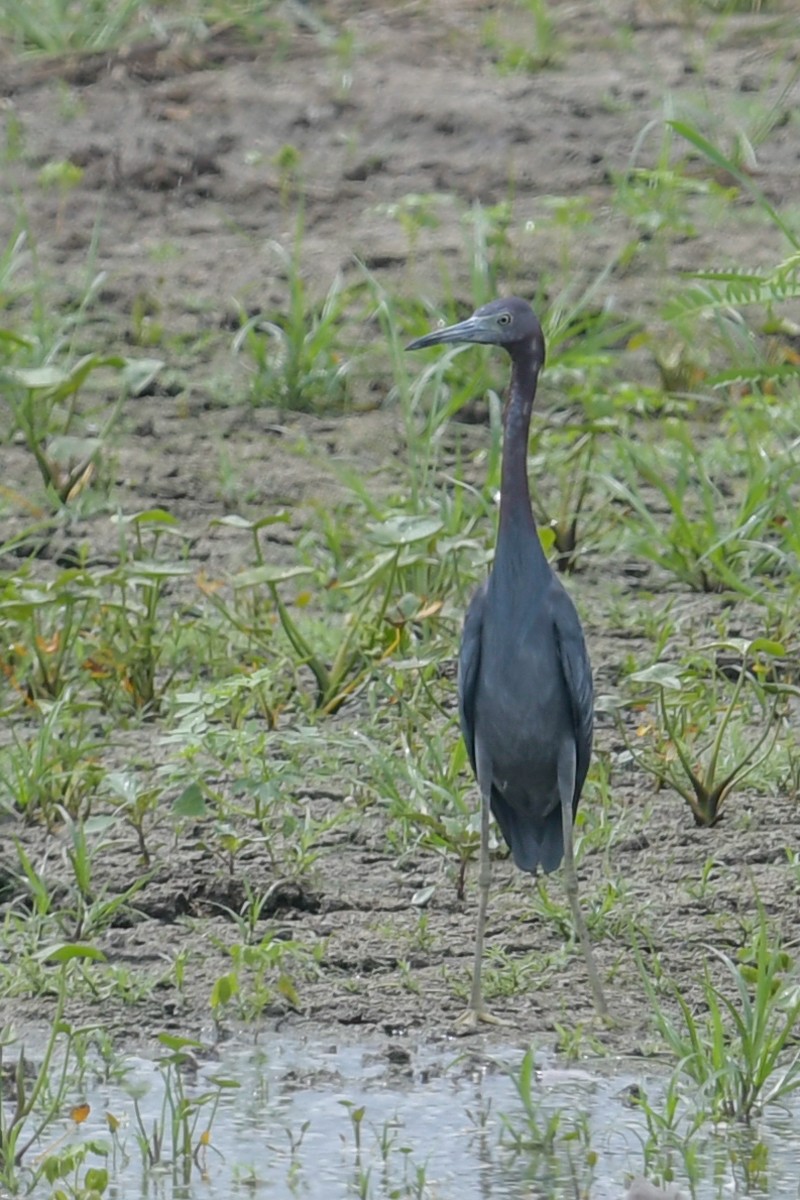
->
[497, 354, 545, 564]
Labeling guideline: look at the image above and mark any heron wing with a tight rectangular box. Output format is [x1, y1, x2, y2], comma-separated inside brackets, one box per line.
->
[457, 582, 486, 774]
[552, 595, 594, 811]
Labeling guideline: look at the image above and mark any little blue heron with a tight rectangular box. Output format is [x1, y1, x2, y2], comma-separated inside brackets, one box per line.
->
[406, 297, 608, 1026]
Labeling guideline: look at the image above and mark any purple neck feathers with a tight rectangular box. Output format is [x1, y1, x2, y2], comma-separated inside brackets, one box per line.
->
[496, 343, 548, 571]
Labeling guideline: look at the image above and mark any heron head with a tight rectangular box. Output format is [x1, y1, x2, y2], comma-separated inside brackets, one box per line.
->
[406, 297, 544, 362]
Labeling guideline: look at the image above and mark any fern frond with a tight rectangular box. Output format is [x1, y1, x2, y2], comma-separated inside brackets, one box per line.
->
[665, 254, 800, 321]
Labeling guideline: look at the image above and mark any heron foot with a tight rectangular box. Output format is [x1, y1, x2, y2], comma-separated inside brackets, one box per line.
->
[452, 1006, 513, 1035]
[592, 1007, 618, 1030]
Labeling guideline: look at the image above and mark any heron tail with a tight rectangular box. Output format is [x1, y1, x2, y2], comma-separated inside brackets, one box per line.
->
[490, 791, 564, 875]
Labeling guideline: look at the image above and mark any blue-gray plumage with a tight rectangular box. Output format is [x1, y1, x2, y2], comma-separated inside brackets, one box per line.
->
[407, 297, 607, 1026]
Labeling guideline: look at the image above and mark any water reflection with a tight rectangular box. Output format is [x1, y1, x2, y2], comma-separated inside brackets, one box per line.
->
[22, 1031, 800, 1198]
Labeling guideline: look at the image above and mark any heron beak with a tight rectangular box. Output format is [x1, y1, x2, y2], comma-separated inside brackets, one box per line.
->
[405, 314, 493, 351]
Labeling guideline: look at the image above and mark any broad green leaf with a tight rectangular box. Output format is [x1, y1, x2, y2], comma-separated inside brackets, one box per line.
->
[111, 508, 179, 527]
[9, 365, 67, 390]
[105, 772, 138, 804]
[538, 526, 556, 552]
[747, 638, 785, 658]
[334, 550, 396, 590]
[172, 782, 206, 818]
[46, 435, 101, 463]
[212, 512, 289, 530]
[157, 1032, 204, 1051]
[278, 973, 300, 1007]
[84, 1168, 109, 1191]
[232, 564, 313, 588]
[83, 815, 118, 836]
[211, 973, 238, 1008]
[122, 357, 163, 395]
[0, 328, 35, 350]
[371, 515, 443, 546]
[122, 562, 193, 580]
[37, 944, 107, 963]
[628, 662, 684, 691]
[705, 637, 785, 659]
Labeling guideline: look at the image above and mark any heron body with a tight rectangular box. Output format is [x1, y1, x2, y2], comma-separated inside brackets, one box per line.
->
[406, 297, 607, 1025]
[461, 554, 591, 875]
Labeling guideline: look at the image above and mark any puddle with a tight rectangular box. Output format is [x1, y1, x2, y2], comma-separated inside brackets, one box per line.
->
[11, 1030, 800, 1197]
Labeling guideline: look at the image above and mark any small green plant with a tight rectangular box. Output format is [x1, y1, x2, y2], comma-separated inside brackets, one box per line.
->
[86, 510, 193, 713]
[631, 1075, 705, 1191]
[272, 143, 303, 209]
[532, 872, 622, 946]
[385, 326, 500, 513]
[642, 906, 800, 1123]
[0, 956, 103, 1193]
[527, 419, 615, 573]
[366, 725, 482, 899]
[462, 201, 516, 307]
[2, 346, 160, 509]
[211, 930, 321, 1022]
[622, 638, 785, 826]
[233, 217, 353, 413]
[225, 510, 451, 716]
[0, 0, 148, 53]
[37, 158, 84, 229]
[0, 694, 105, 824]
[374, 193, 450, 269]
[128, 1033, 236, 1177]
[502, 1050, 558, 1153]
[606, 423, 787, 593]
[663, 251, 800, 398]
[276, 804, 346, 880]
[104, 770, 160, 866]
[481, 0, 562, 73]
[0, 570, 96, 700]
[57, 807, 150, 939]
[669, 119, 799, 251]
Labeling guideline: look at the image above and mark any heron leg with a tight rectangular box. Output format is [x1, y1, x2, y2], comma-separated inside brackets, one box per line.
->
[559, 741, 608, 1019]
[454, 738, 510, 1032]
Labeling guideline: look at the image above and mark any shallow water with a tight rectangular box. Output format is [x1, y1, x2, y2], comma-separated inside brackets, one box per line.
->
[15, 1030, 800, 1198]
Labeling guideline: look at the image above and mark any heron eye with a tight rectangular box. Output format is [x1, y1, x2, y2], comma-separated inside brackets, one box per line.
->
[497, 313, 512, 326]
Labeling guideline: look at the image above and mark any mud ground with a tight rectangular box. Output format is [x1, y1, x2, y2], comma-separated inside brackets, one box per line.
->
[1, 1, 799, 1057]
